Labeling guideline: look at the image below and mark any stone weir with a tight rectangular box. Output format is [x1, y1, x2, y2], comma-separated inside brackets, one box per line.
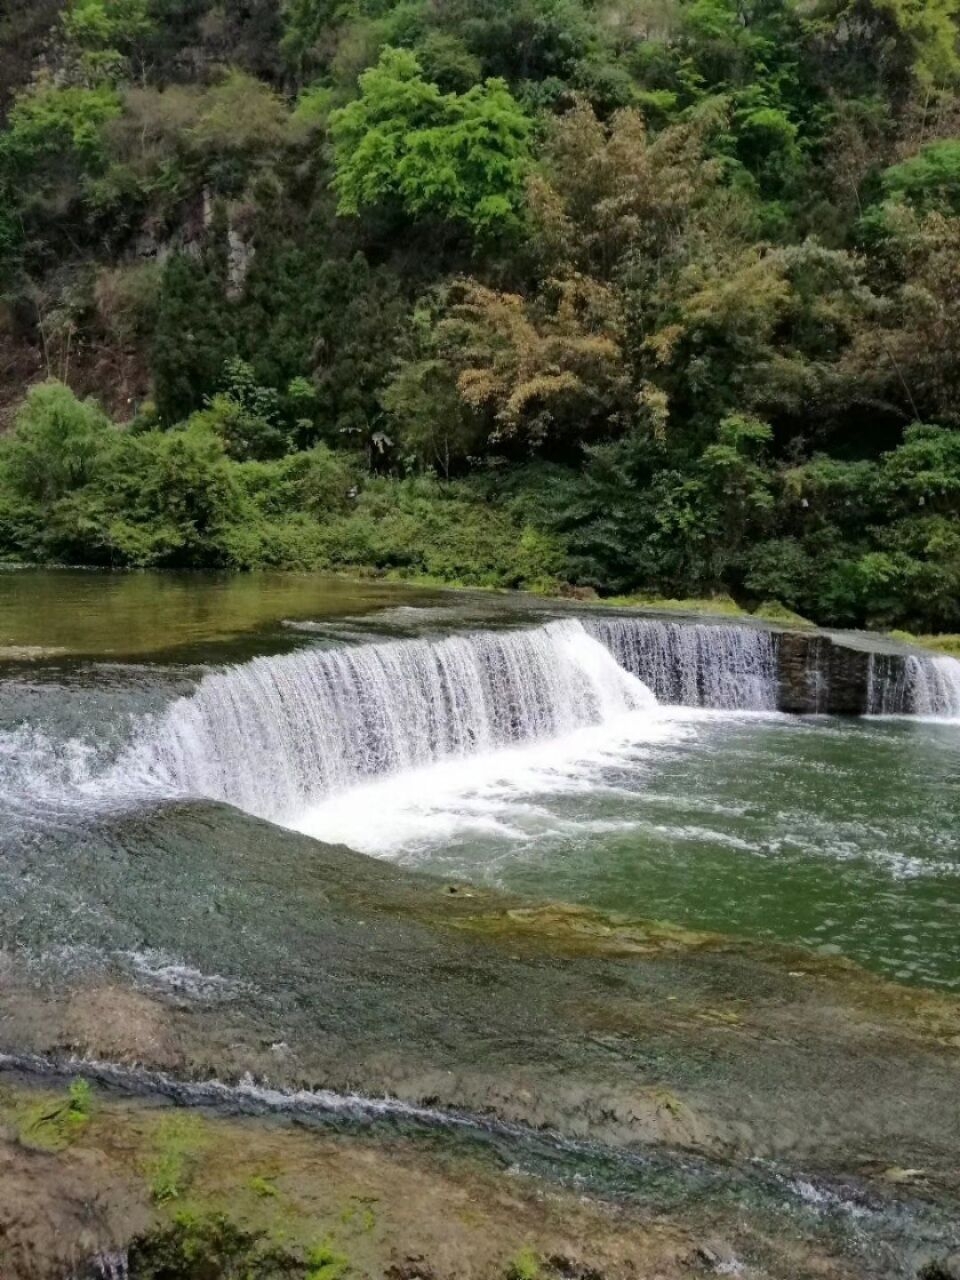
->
[586, 612, 960, 716]
[777, 629, 888, 714]
[777, 628, 960, 715]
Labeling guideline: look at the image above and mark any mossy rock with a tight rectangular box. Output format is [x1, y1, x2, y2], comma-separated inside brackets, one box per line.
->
[15, 1078, 93, 1153]
[453, 902, 716, 958]
[126, 1212, 317, 1279]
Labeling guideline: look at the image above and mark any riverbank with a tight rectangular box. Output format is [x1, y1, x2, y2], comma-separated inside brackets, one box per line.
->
[0, 1066, 919, 1280]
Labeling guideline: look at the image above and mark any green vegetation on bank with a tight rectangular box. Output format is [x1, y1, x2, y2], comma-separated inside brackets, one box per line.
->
[8, 1076, 93, 1152]
[2, 0, 960, 628]
[889, 630, 960, 657]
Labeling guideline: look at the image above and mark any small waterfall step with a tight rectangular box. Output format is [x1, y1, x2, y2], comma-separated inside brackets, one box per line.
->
[587, 613, 960, 717]
[765, 627, 958, 716]
[867, 651, 960, 716]
[586, 617, 778, 711]
[137, 619, 657, 824]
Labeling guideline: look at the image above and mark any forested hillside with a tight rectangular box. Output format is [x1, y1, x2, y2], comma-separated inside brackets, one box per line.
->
[2, 0, 960, 628]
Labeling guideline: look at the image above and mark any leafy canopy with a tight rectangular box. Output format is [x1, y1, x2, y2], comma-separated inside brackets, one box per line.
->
[883, 141, 960, 214]
[1, 81, 121, 174]
[61, 0, 154, 54]
[330, 47, 532, 236]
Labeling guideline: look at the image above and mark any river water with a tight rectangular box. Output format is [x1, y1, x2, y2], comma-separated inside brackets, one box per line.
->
[2, 569, 959, 993]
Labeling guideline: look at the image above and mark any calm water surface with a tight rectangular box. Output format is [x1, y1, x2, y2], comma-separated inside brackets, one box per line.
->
[0, 567, 464, 660]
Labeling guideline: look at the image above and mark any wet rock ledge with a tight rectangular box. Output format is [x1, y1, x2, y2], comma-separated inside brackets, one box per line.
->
[776, 629, 927, 715]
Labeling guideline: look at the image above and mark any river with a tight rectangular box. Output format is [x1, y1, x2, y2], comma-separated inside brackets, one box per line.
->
[2, 569, 958, 989]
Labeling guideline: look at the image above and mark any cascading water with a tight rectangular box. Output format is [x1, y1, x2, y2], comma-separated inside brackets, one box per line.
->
[586, 617, 779, 711]
[127, 619, 657, 823]
[6, 614, 958, 845]
[867, 653, 960, 717]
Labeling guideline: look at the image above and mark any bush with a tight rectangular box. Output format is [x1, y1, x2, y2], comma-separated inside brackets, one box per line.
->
[0, 381, 113, 505]
[316, 476, 565, 587]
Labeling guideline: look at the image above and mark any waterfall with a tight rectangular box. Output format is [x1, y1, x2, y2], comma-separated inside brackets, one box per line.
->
[130, 619, 657, 822]
[868, 653, 960, 717]
[586, 617, 779, 711]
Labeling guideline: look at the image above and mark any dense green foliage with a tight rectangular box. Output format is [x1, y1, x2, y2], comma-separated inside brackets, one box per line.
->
[330, 48, 532, 235]
[2, 0, 960, 626]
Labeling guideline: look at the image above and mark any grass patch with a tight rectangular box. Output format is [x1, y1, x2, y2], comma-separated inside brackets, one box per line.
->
[889, 630, 960, 657]
[603, 593, 817, 628]
[602, 592, 749, 616]
[506, 1247, 542, 1280]
[248, 1173, 280, 1199]
[144, 1113, 209, 1204]
[751, 599, 815, 627]
[338, 1198, 377, 1233]
[306, 1240, 350, 1280]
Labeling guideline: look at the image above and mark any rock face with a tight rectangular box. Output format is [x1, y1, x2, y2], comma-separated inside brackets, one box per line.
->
[776, 631, 874, 714]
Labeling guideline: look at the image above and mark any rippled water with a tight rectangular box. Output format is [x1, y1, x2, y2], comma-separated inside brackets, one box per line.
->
[300, 710, 960, 988]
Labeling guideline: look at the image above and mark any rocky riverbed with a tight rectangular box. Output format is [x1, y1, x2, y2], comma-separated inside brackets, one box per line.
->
[1, 804, 959, 1279]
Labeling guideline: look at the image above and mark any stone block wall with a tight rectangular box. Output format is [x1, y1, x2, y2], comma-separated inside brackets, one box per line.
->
[776, 632, 900, 715]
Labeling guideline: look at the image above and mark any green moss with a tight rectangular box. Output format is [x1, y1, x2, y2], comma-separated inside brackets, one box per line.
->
[15, 1076, 94, 1152]
[506, 1246, 542, 1280]
[306, 1240, 350, 1280]
[249, 1173, 280, 1198]
[452, 902, 716, 959]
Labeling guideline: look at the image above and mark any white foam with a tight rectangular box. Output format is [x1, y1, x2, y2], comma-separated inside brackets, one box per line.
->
[292, 709, 685, 855]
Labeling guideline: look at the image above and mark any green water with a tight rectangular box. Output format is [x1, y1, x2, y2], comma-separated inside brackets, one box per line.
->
[0, 567, 459, 660]
[362, 712, 960, 990]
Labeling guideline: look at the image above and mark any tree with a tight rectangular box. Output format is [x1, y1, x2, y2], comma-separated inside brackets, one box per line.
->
[382, 294, 483, 476]
[189, 70, 289, 160]
[281, 0, 339, 78]
[102, 420, 250, 565]
[62, 0, 155, 62]
[1, 80, 122, 182]
[640, 239, 873, 442]
[848, 210, 960, 426]
[805, 0, 960, 106]
[0, 381, 112, 504]
[152, 248, 237, 425]
[330, 47, 532, 237]
[527, 98, 726, 279]
[882, 141, 960, 215]
[438, 275, 631, 452]
[196, 357, 288, 461]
